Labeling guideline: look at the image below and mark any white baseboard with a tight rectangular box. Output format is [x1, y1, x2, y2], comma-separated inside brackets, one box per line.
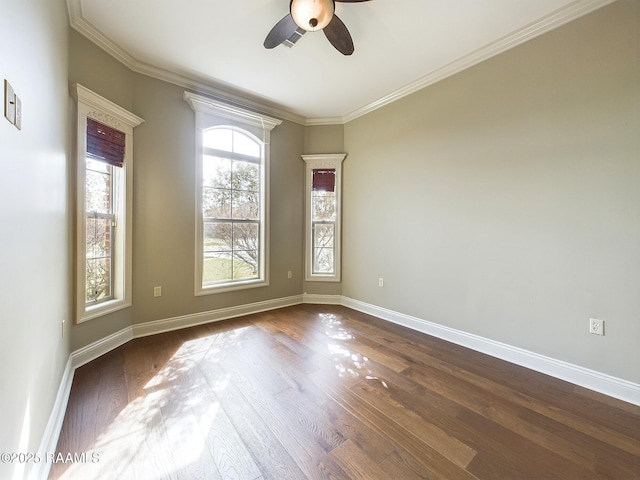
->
[70, 295, 305, 370]
[341, 296, 640, 406]
[132, 294, 304, 338]
[71, 326, 134, 369]
[30, 357, 74, 480]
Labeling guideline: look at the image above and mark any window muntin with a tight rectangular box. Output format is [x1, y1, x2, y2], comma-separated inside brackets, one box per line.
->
[201, 127, 264, 287]
[184, 91, 281, 296]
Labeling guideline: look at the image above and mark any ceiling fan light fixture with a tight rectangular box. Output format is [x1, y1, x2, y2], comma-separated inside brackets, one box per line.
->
[290, 0, 334, 32]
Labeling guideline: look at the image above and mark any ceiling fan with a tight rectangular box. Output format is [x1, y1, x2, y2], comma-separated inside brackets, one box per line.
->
[264, 0, 371, 56]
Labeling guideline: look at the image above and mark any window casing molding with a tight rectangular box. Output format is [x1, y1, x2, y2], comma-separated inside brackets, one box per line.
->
[303, 154, 346, 282]
[184, 91, 282, 295]
[72, 84, 144, 323]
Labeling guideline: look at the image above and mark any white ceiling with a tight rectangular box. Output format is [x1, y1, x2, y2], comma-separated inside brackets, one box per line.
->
[67, 0, 613, 124]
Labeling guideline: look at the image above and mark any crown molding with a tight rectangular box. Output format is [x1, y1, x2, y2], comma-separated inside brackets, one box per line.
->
[305, 116, 345, 126]
[67, 0, 615, 126]
[66, 0, 306, 125]
[341, 0, 616, 123]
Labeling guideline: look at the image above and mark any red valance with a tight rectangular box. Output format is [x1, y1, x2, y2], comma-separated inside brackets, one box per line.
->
[87, 118, 126, 168]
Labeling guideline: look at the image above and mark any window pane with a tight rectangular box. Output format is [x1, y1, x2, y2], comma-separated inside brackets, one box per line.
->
[232, 191, 259, 220]
[204, 222, 232, 252]
[312, 191, 336, 221]
[86, 159, 111, 213]
[232, 223, 259, 278]
[203, 155, 231, 189]
[233, 130, 260, 157]
[203, 129, 232, 151]
[86, 217, 112, 258]
[233, 223, 258, 251]
[86, 216, 112, 302]
[203, 252, 232, 283]
[203, 187, 231, 218]
[313, 223, 334, 274]
[232, 252, 258, 280]
[86, 257, 111, 302]
[314, 223, 334, 248]
[314, 247, 334, 274]
[232, 160, 259, 192]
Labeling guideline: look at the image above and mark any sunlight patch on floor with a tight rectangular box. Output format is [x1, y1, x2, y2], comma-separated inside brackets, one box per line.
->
[57, 335, 224, 480]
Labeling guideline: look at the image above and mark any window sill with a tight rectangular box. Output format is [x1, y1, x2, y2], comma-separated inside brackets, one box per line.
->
[196, 278, 269, 296]
[305, 274, 340, 283]
[77, 298, 131, 324]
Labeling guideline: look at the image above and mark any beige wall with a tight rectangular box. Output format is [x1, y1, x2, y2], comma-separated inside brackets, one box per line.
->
[0, 0, 70, 477]
[68, 31, 307, 349]
[304, 124, 344, 154]
[343, 0, 640, 383]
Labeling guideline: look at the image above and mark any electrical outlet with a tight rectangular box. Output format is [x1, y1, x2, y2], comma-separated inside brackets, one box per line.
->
[287, 270, 292, 279]
[154, 286, 162, 297]
[378, 278, 384, 287]
[589, 318, 604, 336]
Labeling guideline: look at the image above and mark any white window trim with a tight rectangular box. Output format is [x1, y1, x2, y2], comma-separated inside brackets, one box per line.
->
[184, 92, 282, 296]
[303, 153, 346, 282]
[71, 84, 144, 323]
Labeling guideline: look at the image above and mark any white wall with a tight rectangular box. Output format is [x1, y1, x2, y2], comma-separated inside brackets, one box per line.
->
[343, 0, 639, 384]
[0, 0, 71, 478]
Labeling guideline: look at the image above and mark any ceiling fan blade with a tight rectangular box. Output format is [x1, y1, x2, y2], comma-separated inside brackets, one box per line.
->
[323, 14, 354, 55]
[264, 14, 299, 49]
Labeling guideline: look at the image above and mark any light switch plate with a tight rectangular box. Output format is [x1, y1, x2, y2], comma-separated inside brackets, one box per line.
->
[4, 80, 15, 124]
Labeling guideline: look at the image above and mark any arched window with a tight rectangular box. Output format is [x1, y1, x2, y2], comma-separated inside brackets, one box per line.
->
[202, 127, 263, 286]
[185, 91, 282, 295]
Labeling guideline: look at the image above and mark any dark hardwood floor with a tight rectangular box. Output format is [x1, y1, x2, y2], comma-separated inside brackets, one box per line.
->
[50, 304, 640, 479]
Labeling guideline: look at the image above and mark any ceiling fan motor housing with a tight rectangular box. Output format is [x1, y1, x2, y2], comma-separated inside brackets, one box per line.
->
[290, 0, 335, 31]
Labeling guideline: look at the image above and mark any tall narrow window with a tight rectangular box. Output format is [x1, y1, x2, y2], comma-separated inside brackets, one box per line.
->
[72, 84, 143, 323]
[312, 168, 336, 274]
[202, 128, 262, 285]
[184, 91, 282, 295]
[304, 154, 346, 282]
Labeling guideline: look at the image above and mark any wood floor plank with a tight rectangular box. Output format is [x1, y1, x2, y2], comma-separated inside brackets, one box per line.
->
[176, 360, 260, 480]
[50, 305, 640, 480]
[372, 370, 597, 479]
[397, 343, 640, 456]
[310, 371, 480, 480]
[378, 449, 435, 480]
[403, 362, 638, 472]
[274, 387, 347, 453]
[199, 357, 307, 480]
[349, 380, 477, 468]
[213, 350, 351, 480]
[330, 440, 394, 480]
